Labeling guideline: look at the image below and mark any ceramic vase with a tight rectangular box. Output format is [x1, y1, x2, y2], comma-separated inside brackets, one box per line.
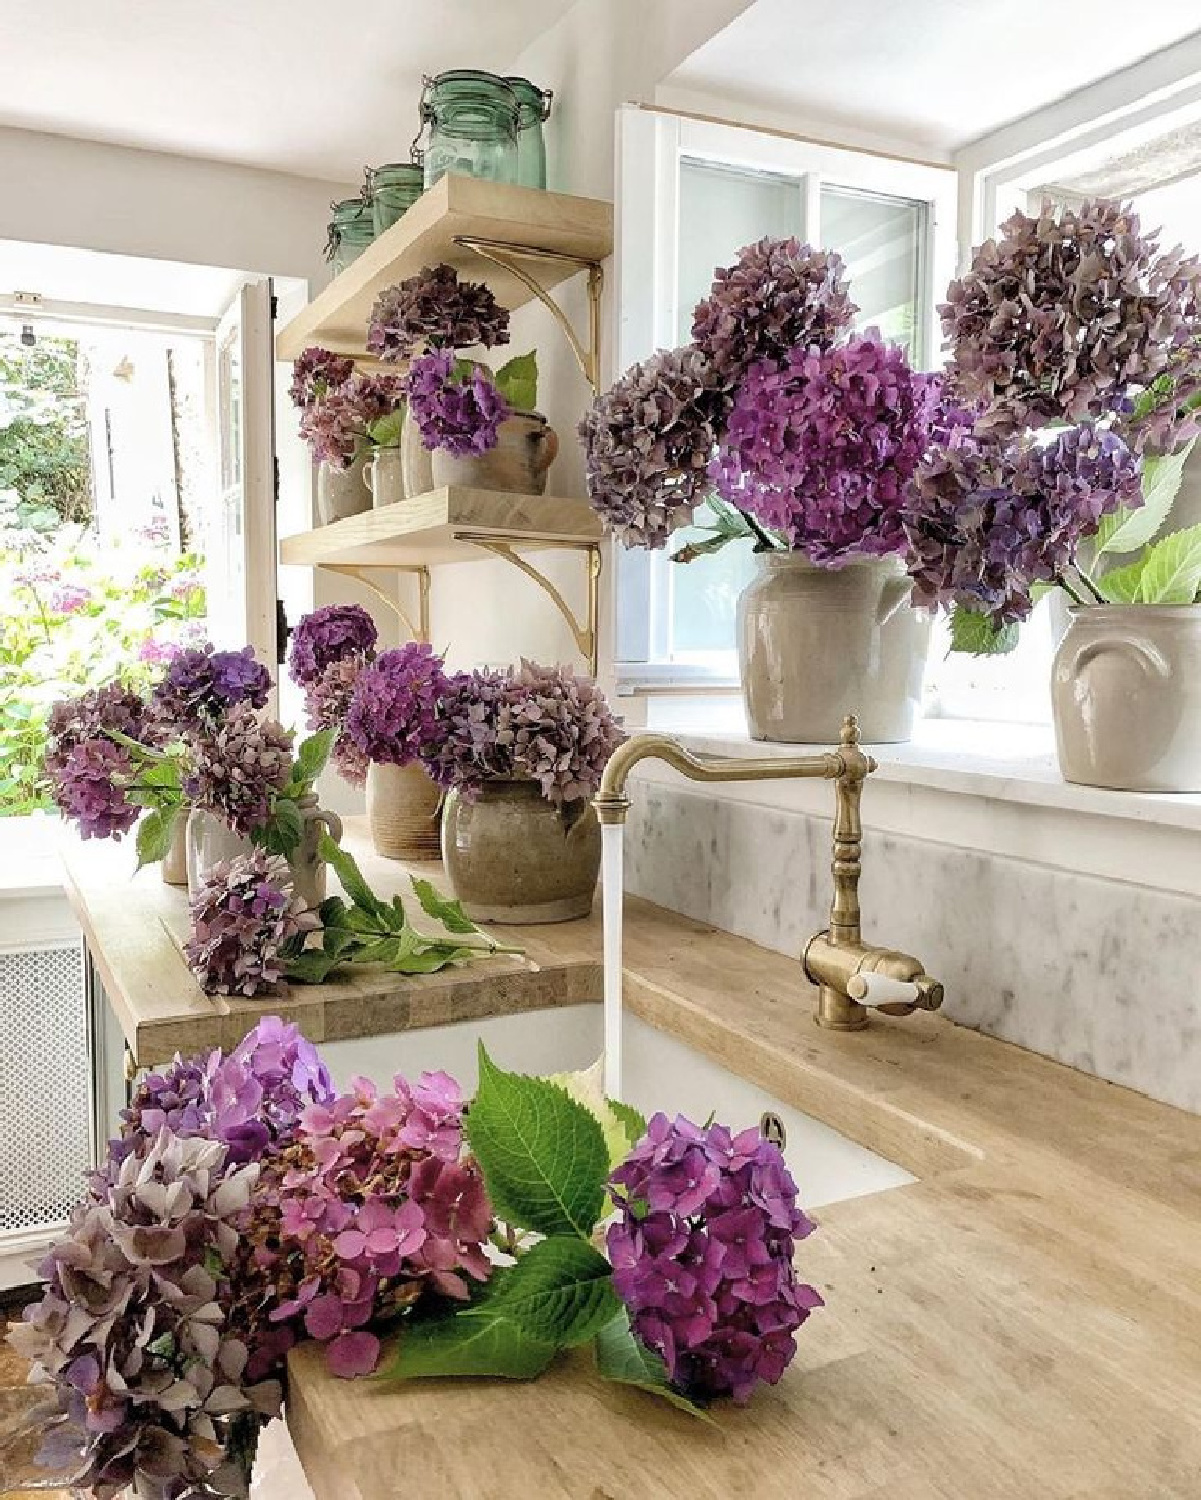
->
[737, 553, 931, 744]
[363, 445, 405, 509]
[184, 800, 343, 908]
[400, 417, 436, 501]
[441, 779, 600, 924]
[1052, 604, 1201, 791]
[365, 761, 443, 860]
[160, 811, 189, 886]
[316, 450, 372, 524]
[429, 411, 558, 495]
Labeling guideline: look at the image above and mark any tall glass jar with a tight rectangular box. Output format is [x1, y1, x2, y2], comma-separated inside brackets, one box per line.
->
[421, 70, 519, 188]
[326, 197, 374, 275]
[505, 77, 552, 189]
[369, 160, 426, 235]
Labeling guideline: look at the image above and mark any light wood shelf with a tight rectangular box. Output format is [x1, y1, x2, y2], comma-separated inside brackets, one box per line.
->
[279, 486, 602, 569]
[275, 175, 614, 362]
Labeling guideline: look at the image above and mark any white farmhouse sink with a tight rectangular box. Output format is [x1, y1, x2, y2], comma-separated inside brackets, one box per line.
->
[323, 1005, 914, 1210]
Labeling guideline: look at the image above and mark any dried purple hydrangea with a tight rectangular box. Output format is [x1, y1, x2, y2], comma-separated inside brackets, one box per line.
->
[298, 371, 407, 469]
[345, 642, 451, 766]
[52, 738, 139, 840]
[692, 237, 856, 387]
[712, 332, 936, 563]
[152, 643, 272, 731]
[288, 603, 379, 687]
[904, 422, 1143, 625]
[366, 264, 511, 361]
[407, 349, 511, 455]
[579, 345, 722, 549]
[185, 851, 316, 998]
[423, 660, 622, 807]
[290, 346, 356, 409]
[44, 682, 161, 779]
[9, 1129, 281, 1500]
[607, 1113, 822, 1403]
[182, 707, 293, 837]
[304, 655, 370, 787]
[942, 199, 1201, 438]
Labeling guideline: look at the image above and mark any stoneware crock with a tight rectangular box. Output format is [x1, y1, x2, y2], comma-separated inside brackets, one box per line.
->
[185, 798, 342, 909]
[363, 445, 405, 509]
[365, 761, 443, 860]
[430, 412, 558, 495]
[737, 553, 931, 744]
[1052, 604, 1201, 791]
[316, 450, 372, 524]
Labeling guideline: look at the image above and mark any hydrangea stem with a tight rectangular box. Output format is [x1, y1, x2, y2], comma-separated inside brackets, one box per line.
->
[1056, 573, 1088, 607]
[1073, 565, 1108, 605]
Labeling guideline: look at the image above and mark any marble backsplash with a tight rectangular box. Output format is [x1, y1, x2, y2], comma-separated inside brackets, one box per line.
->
[623, 777, 1201, 1115]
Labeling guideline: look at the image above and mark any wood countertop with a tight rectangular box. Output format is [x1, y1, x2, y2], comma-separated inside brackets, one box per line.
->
[62, 827, 1201, 1497]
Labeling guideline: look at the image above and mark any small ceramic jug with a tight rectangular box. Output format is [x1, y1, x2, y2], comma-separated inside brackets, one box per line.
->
[362, 446, 405, 509]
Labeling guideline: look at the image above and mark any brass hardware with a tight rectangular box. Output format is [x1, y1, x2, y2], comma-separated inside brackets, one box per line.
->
[319, 563, 431, 642]
[759, 1111, 787, 1150]
[124, 1047, 139, 1084]
[454, 235, 605, 393]
[593, 715, 943, 1031]
[459, 535, 602, 675]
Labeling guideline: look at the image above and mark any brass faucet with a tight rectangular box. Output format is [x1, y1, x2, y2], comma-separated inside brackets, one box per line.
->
[593, 715, 943, 1030]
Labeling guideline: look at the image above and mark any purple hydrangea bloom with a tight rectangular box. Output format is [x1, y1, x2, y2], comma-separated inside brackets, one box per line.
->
[579, 345, 722, 549]
[297, 370, 407, 470]
[692, 237, 856, 387]
[304, 655, 370, 787]
[153, 642, 272, 731]
[406, 350, 511, 456]
[182, 706, 293, 837]
[607, 1113, 822, 1403]
[345, 642, 451, 766]
[288, 603, 379, 687]
[53, 738, 139, 840]
[943, 199, 1201, 442]
[290, 346, 355, 409]
[366, 264, 511, 361]
[185, 851, 317, 998]
[712, 332, 937, 564]
[904, 422, 1143, 625]
[45, 682, 160, 773]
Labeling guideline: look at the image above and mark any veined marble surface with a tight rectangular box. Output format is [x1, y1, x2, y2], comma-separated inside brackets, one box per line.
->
[623, 777, 1201, 1115]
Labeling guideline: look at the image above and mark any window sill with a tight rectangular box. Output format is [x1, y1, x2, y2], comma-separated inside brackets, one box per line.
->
[637, 702, 1201, 898]
[0, 814, 72, 898]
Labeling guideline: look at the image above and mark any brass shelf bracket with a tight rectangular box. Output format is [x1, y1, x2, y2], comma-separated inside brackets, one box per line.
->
[318, 563, 431, 642]
[453, 235, 604, 393]
[458, 534, 602, 674]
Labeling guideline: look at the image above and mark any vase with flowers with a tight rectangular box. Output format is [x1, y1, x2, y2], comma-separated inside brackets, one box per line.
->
[581, 238, 941, 744]
[419, 660, 623, 923]
[367, 263, 555, 498]
[290, 348, 408, 520]
[907, 198, 1201, 789]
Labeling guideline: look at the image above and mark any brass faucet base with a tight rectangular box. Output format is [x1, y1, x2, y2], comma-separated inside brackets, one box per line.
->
[814, 987, 869, 1031]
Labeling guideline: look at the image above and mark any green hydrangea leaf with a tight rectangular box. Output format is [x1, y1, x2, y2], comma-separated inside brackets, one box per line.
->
[1095, 557, 1147, 603]
[383, 1304, 557, 1382]
[948, 605, 1019, 656]
[608, 1097, 648, 1149]
[410, 876, 479, 935]
[1095, 441, 1193, 557]
[467, 1045, 609, 1239]
[492, 351, 538, 412]
[545, 1057, 645, 1169]
[293, 727, 336, 789]
[593, 1311, 715, 1422]
[1130, 522, 1201, 604]
[486, 1236, 619, 1347]
[284, 950, 343, 984]
[259, 797, 304, 858]
[134, 808, 173, 871]
[318, 832, 388, 919]
[367, 406, 406, 450]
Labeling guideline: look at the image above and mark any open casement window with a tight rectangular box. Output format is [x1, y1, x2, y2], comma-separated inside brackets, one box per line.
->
[612, 106, 957, 693]
[209, 278, 278, 672]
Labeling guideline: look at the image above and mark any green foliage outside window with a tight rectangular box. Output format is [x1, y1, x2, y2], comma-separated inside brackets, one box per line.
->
[0, 332, 93, 530]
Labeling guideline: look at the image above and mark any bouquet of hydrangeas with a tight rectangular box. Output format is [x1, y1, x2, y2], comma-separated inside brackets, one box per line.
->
[289, 347, 407, 469]
[11, 1017, 823, 1498]
[366, 263, 540, 458]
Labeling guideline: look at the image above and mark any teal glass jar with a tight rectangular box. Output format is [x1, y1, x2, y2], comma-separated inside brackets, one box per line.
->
[421, 70, 519, 188]
[326, 197, 374, 275]
[368, 161, 425, 235]
[505, 77, 552, 189]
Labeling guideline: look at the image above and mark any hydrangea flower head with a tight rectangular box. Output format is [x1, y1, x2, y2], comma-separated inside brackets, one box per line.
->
[303, 655, 370, 787]
[184, 851, 317, 998]
[692, 237, 856, 386]
[712, 332, 936, 563]
[345, 642, 451, 766]
[152, 642, 272, 731]
[607, 1113, 821, 1403]
[407, 349, 510, 456]
[42, 683, 162, 840]
[367, 263, 511, 361]
[580, 345, 721, 549]
[182, 706, 293, 837]
[297, 371, 407, 470]
[290, 346, 356, 409]
[288, 603, 379, 687]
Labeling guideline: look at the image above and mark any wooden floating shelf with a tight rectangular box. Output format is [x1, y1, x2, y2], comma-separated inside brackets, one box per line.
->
[279, 486, 602, 569]
[276, 176, 614, 361]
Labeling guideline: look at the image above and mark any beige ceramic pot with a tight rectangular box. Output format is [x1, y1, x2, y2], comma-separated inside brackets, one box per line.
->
[317, 450, 372, 524]
[160, 810, 188, 886]
[1052, 604, 1201, 791]
[184, 800, 341, 908]
[430, 412, 559, 495]
[363, 445, 405, 509]
[366, 760, 443, 859]
[441, 780, 601, 924]
[400, 416, 436, 500]
[737, 553, 931, 744]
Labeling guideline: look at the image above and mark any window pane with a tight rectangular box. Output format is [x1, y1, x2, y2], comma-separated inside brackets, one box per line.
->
[820, 185, 925, 363]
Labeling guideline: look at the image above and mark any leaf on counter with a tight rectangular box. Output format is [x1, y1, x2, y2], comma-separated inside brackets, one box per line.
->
[382, 1304, 557, 1382]
[593, 1311, 715, 1422]
[485, 1236, 620, 1348]
[411, 877, 479, 935]
[318, 833, 388, 919]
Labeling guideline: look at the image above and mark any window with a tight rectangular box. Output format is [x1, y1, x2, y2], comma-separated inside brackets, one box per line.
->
[613, 107, 957, 691]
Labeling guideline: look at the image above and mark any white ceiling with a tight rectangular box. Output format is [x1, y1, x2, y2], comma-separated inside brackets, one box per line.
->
[0, 0, 578, 183]
[667, 0, 1201, 154]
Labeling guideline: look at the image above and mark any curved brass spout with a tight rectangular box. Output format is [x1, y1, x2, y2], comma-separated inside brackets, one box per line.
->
[593, 716, 943, 1031]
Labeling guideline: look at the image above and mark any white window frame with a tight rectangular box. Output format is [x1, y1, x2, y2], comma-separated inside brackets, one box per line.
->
[611, 105, 958, 694]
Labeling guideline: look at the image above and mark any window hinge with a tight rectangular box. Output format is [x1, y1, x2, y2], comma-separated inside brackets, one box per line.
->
[273, 457, 280, 501]
[275, 599, 290, 665]
[270, 293, 279, 320]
